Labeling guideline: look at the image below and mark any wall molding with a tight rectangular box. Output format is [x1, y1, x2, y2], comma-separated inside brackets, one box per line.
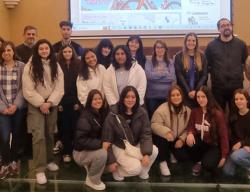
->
[3, 0, 21, 9]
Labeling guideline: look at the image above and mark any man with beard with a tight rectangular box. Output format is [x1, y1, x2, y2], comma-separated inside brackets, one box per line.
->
[205, 18, 248, 110]
[16, 25, 37, 63]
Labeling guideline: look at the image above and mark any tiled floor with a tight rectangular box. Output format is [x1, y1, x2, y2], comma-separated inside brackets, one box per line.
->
[1, 158, 250, 192]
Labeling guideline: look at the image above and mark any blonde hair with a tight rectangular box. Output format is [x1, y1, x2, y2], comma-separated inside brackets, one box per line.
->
[182, 33, 202, 71]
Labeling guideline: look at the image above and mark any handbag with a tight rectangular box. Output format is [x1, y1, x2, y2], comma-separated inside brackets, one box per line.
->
[115, 115, 143, 160]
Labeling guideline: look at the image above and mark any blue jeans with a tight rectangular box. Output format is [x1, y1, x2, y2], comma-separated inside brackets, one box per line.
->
[0, 108, 25, 165]
[223, 148, 250, 176]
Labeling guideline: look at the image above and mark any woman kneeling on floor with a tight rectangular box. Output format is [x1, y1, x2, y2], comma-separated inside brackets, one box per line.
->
[102, 86, 158, 181]
[186, 86, 229, 176]
[151, 85, 191, 176]
[73, 89, 109, 190]
[223, 89, 250, 179]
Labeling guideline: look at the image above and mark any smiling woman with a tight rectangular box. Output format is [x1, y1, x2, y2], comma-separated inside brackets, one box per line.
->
[103, 45, 146, 106]
[0, 41, 25, 180]
[22, 39, 64, 185]
[76, 48, 106, 106]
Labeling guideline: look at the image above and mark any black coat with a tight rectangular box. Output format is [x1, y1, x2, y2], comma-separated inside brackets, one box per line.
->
[73, 109, 104, 151]
[102, 105, 153, 164]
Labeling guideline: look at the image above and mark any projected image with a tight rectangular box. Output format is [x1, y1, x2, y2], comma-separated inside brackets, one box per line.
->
[71, 0, 231, 36]
[81, 0, 181, 10]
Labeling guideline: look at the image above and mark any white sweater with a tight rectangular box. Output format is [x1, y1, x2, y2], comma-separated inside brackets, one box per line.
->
[103, 63, 147, 105]
[77, 64, 106, 106]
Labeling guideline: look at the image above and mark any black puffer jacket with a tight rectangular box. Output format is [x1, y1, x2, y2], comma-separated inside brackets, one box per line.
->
[73, 109, 104, 151]
[102, 105, 153, 164]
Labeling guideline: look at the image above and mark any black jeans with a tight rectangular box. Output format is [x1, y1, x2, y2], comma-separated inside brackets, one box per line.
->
[153, 134, 190, 163]
[188, 137, 221, 174]
[57, 103, 80, 155]
[212, 86, 242, 110]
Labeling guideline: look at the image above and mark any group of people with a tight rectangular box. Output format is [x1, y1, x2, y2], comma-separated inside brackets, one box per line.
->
[0, 17, 250, 190]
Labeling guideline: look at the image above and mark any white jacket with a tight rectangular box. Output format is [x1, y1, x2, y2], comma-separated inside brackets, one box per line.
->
[77, 64, 106, 106]
[22, 60, 64, 107]
[103, 63, 147, 105]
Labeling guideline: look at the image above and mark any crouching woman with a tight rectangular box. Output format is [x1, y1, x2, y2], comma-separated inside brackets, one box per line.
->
[73, 89, 108, 190]
[102, 86, 158, 181]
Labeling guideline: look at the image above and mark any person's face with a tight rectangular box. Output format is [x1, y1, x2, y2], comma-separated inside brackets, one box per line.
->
[62, 47, 73, 61]
[170, 89, 182, 106]
[234, 93, 248, 111]
[124, 90, 136, 110]
[38, 43, 50, 59]
[60, 26, 72, 40]
[2, 44, 14, 62]
[155, 43, 165, 57]
[24, 29, 37, 46]
[115, 48, 127, 65]
[101, 47, 111, 57]
[128, 39, 140, 53]
[85, 51, 97, 69]
[196, 91, 208, 108]
[91, 93, 103, 111]
[186, 35, 197, 51]
[218, 19, 233, 38]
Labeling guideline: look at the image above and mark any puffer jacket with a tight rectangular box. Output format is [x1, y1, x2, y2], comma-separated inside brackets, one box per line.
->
[102, 105, 153, 164]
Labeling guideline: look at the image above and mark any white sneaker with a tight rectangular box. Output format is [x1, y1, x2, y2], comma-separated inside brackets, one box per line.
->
[112, 171, 124, 181]
[63, 155, 72, 163]
[139, 172, 149, 180]
[36, 172, 47, 185]
[47, 162, 59, 171]
[85, 176, 106, 190]
[170, 153, 178, 164]
[159, 161, 171, 176]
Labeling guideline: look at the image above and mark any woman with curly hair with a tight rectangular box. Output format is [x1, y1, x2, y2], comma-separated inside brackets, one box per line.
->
[22, 39, 64, 184]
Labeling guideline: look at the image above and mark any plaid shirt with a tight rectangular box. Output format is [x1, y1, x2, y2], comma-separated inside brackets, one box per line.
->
[0, 63, 18, 106]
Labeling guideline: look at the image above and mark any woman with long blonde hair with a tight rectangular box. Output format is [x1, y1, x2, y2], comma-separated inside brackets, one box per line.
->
[174, 32, 208, 108]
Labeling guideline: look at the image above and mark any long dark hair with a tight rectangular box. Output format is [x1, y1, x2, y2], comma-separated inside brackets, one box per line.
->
[118, 86, 140, 115]
[79, 48, 97, 80]
[112, 45, 132, 70]
[127, 35, 146, 69]
[95, 39, 113, 68]
[151, 40, 170, 67]
[197, 86, 222, 141]
[85, 89, 108, 120]
[31, 39, 58, 86]
[57, 44, 80, 70]
[0, 41, 19, 65]
[167, 85, 188, 127]
[230, 88, 250, 124]
[126, 35, 146, 68]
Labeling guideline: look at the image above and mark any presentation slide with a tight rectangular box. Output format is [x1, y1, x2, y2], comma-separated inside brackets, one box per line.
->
[70, 0, 231, 37]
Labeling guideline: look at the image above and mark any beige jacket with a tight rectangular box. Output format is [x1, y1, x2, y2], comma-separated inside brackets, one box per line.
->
[151, 102, 191, 142]
[22, 60, 64, 107]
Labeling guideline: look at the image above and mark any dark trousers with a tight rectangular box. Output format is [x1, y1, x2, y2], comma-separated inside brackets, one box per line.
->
[153, 134, 190, 163]
[212, 86, 242, 110]
[57, 103, 80, 155]
[0, 108, 25, 165]
[146, 98, 166, 119]
[188, 137, 221, 174]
